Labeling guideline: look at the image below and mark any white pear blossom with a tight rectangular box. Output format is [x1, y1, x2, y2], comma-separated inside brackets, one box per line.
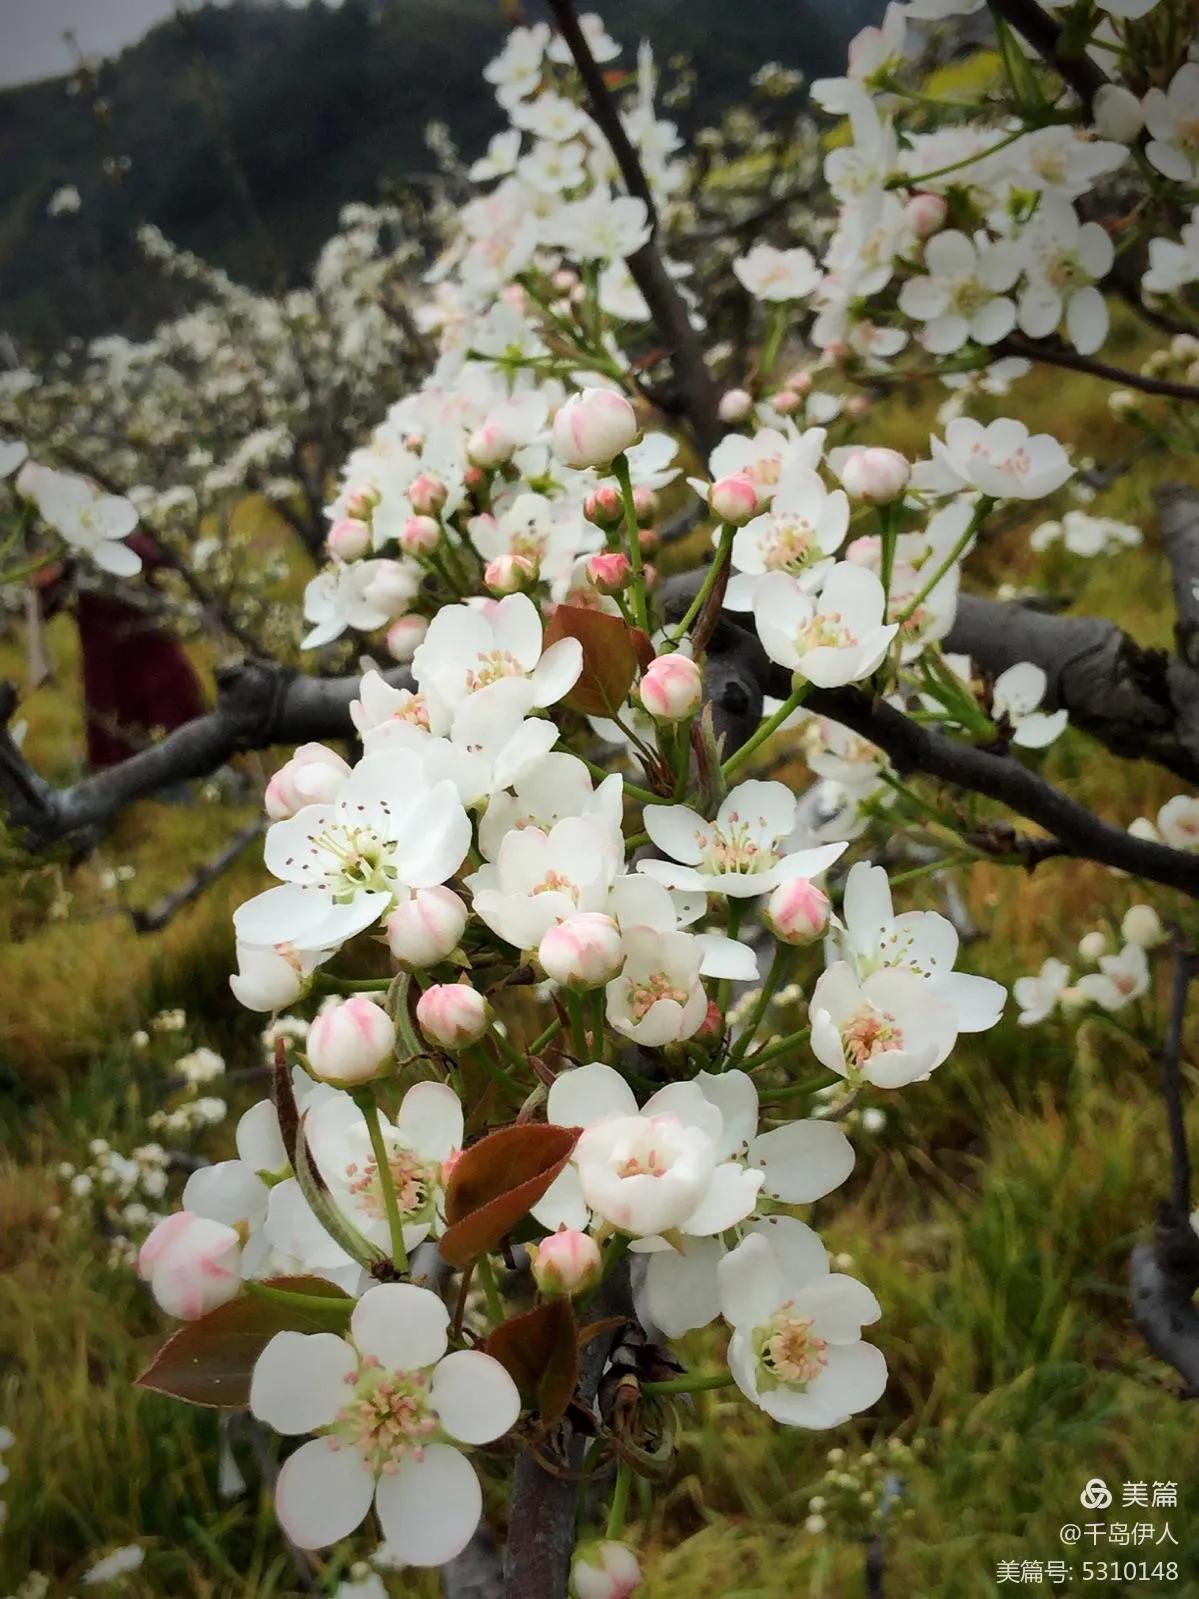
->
[1144, 63, 1199, 184]
[1076, 942, 1150, 1011]
[1016, 197, 1113, 355]
[638, 780, 846, 898]
[733, 244, 821, 303]
[1013, 957, 1072, 1026]
[719, 1218, 886, 1427]
[898, 229, 1021, 354]
[992, 662, 1069, 749]
[725, 466, 850, 610]
[412, 592, 583, 722]
[250, 1284, 519, 1559]
[754, 563, 899, 687]
[915, 418, 1074, 500]
[30, 470, 143, 576]
[467, 813, 624, 950]
[810, 962, 958, 1087]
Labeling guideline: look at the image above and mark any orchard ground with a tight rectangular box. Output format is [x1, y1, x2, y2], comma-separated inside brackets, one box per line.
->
[2, 340, 1198, 1595]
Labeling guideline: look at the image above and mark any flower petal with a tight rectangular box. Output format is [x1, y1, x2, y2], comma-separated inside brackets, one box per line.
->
[275, 1437, 375, 1549]
[430, 1350, 521, 1444]
[749, 1120, 855, 1203]
[374, 1443, 482, 1567]
[546, 1061, 638, 1128]
[351, 1283, 448, 1371]
[250, 1331, 357, 1434]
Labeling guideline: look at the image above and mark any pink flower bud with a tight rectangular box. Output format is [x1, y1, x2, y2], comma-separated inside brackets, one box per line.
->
[552, 390, 640, 470]
[571, 1540, 643, 1599]
[344, 488, 376, 518]
[695, 999, 724, 1042]
[468, 421, 516, 469]
[138, 1211, 241, 1321]
[464, 464, 486, 492]
[632, 486, 659, 526]
[531, 1228, 603, 1297]
[326, 517, 370, 562]
[717, 387, 753, 424]
[307, 996, 394, 1086]
[586, 552, 631, 596]
[905, 192, 948, 239]
[836, 446, 910, 504]
[639, 652, 703, 721]
[408, 473, 448, 516]
[844, 395, 872, 420]
[386, 886, 469, 967]
[485, 552, 538, 595]
[784, 369, 814, 395]
[638, 527, 660, 556]
[709, 473, 759, 526]
[584, 484, 625, 529]
[416, 983, 491, 1050]
[552, 268, 579, 294]
[539, 913, 624, 989]
[264, 743, 352, 820]
[764, 878, 831, 946]
[843, 534, 881, 567]
[401, 514, 441, 556]
[386, 614, 429, 662]
[771, 388, 803, 417]
[641, 562, 658, 591]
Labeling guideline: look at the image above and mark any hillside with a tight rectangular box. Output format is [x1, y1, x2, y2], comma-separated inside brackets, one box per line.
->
[0, 0, 871, 351]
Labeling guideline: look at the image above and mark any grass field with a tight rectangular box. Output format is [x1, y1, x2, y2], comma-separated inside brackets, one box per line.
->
[2, 351, 1198, 1598]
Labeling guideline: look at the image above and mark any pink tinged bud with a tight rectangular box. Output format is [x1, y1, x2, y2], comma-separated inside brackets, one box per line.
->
[764, 878, 831, 946]
[401, 514, 441, 556]
[771, 388, 803, 417]
[784, 369, 814, 395]
[837, 446, 910, 504]
[264, 743, 351, 820]
[464, 464, 486, 491]
[905, 191, 948, 239]
[326, 517, 370, 562]
[631, 486, 659, 527]
[386, 885, 469, 967]
[844, 534, 881, 567]
[552, 268, 579, 293]
[639, 652, 703, 721]
[584, 484, 625, 529]
[586, 552, 631, 596]
[306, 995, 394, 1086]
[641, 562, 658, 591]
[138, 1211, 241, 1321]
[571, 1540, 644, 1599]
[539, 913, 624, 990]
[552, 390, 640, 470]
[344, 489, 375, 518]
[468, 421, 516, 469]
[416, 983, 491, 1050]
[695, 999, 724, 1042]
[717, 387, 753, 424]
[708, 473, 759, 526]
[638, 527, 660, 556]
[844, 395, 872, 420]
[408, 474, 448, 516]
[531, 1228, 603, 1298]
[386, 613, 429, 663]
[485, 552, 538, 595]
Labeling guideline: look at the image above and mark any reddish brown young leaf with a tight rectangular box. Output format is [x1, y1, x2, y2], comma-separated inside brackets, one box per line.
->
[484, 1298, 579, 1426]
[543, 604, 649, 717]
[439, 1124, 579, 1269]
[135, 1276, 352, 1409]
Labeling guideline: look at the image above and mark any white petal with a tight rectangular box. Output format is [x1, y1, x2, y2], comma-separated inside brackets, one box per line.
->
[640, 1238, 724, 1336]
[250, 1331, 357, 1434]
[749, 1120, 855, 1203]
[682, 1162, 763, 1235]
[643, 804, 706, 865]
[91, 539, 143, 576]
[275, 1437, 374, 1549]
[800, 1274, 882, 1342]
[351, 1283, 448, 1370]
[397, 1082, 463, 1162]
[718, 1233, 784, 1329]
[430, 1350, 521, 1444]
[746, 1214, 829, 1287]
[374, 1444, 482, 1567]
[529, 1161, 590, 1231]
[546, 1062, 637, 1128]
[694, 1068, 759, 1158]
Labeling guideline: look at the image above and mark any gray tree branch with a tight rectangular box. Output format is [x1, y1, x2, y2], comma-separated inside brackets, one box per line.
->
[1159, 483, 1199, 672]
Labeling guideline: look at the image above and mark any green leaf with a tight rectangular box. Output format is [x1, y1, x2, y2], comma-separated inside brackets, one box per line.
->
[439, 1123, 579, 1268]
[994, 16, 1048, 117]
[135, 1276, 352, 1408]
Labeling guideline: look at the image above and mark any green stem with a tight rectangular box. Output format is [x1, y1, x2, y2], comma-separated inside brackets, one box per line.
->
[726, 945, 795, 1070]
[578, 757, 658, 807]
[717, 899, 744, 1014]
[672, 718, 694, 801]
[667, 526, 734, 646]
[243, 1280, 352, 1322]
[893, 496, 995, 628]
[759, 303, 789, 383]
[642, 1371, 736, 1398]
[889, 127, 1027, 188]
[607, 1459, 633, 1540]
[464, 1044, 525, 1107]
[565, 991, 590, 1060]
[313, 975, 391, 995]
[612, 452, 650, 633]
[744, 1025, 811, 1072]
[352, 1089, 408, 1275]
[476, 1251, 505, 1327]
[530, 1017, 564, 1055]
[878, 500, 902, 604]
[721, 685, 809, 781]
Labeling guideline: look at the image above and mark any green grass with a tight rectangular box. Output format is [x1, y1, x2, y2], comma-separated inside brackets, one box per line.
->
[3, 355, 1199, 1596]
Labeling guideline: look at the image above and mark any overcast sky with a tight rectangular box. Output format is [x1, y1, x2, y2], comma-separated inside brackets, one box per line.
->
[0, 0, 320, 87]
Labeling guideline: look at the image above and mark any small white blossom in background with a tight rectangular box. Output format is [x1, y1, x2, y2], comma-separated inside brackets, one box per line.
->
[81, 1544, 145, 1585]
